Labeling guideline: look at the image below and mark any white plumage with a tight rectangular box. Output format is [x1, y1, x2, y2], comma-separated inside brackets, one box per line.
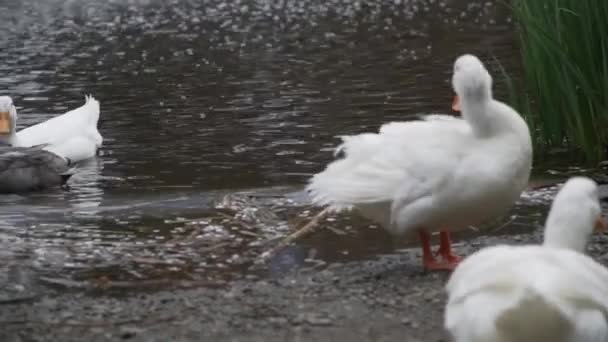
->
[445, 177, 608, 342]
[0, 95, 102, 163]
[18, 95, 102, 148]
[42, 135, 99, 164]
[307, 54, 533, 270]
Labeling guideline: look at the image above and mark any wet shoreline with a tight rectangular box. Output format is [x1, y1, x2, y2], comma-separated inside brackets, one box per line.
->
[3, 226, 608, 342]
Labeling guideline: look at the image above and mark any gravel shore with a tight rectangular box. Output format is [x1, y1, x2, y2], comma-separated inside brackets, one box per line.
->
[4, 225, 608, 342]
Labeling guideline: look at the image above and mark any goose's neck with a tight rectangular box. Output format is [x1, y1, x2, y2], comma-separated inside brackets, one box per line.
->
[0, 132, 18, 146]
[461, 96, 494, 137]
[543, 224, 588, 252]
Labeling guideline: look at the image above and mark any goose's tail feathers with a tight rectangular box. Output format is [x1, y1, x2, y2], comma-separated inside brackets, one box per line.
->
[495, 286, 572, 341]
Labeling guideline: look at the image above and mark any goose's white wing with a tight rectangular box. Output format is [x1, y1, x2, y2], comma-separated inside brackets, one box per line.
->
[43, 135, 98, 163]
[17, 95, 102, 148]
[448, 246, 608, 305]
[445, 246, 608, 342]
[307, 115, 472, 210]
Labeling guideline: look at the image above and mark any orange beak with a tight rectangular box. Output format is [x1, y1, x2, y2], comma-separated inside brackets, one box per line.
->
[452, 95, 460, 112]
[595, 217, 607, 233]
[0, 111, 11, 135]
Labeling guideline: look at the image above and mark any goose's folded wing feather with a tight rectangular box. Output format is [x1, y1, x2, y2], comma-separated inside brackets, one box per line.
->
[43, 136, 97, 163]
[307, 116, 473, 210]
[447, 246, 608, 312]
[17, 95, 101, 147]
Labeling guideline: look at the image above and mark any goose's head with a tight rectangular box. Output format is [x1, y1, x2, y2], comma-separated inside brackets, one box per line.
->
[451, 54, 492, 112]
[0, 96, 17, 136]
[543, 177, 606, 252]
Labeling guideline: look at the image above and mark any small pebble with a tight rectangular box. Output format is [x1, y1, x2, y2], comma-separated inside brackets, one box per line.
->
[307, 317, 332, 326]
[423, 292, 436, 302]
[119, 326, 142, 340]
[268, 317, 288, 324]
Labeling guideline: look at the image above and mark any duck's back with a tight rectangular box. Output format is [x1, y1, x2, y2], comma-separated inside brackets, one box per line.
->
[308, 107, 531, 235]
[0, 147, 71, 193]
[308, 115, 474, 210]
[445, 246, 608, 342]
[17, 96, 101, 148]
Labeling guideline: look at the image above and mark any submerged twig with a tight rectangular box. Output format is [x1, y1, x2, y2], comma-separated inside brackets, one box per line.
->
[491, 215, 518, 233]
[215, 210, 257, 231]
[257, 207, 331, 263]
[466, 225, 479, 232]
[325, 226, 347, 235]
[200, 241, 232, 253]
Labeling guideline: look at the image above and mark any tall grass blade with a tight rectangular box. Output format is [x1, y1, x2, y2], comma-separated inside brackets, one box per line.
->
[506, 0, 608, 163]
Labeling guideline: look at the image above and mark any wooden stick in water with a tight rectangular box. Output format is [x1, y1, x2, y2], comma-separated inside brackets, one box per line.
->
[257, 207, 331, 263]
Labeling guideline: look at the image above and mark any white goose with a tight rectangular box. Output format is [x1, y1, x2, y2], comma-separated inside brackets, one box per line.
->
[307, 54, 533, 270]
[0, 95, 102, 162]
[444, 177, 608, 342]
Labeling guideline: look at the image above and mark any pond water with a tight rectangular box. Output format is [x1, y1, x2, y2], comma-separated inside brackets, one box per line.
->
[0, 0, 595, 293]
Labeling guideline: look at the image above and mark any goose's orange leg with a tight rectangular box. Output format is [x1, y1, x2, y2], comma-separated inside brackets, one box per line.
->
[436, 231, 462, 267]
[418, 231, 459, 271]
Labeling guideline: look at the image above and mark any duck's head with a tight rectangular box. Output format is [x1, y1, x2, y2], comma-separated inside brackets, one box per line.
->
[543, 177, 606, 252]
[451, 54, 492, 112]
[0, 96, 17, 136]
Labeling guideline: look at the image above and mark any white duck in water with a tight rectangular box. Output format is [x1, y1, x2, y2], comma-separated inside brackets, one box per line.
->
[445, 177, 608, 342]
[307, 54, 533, 270]
[0, 95, 102, 162]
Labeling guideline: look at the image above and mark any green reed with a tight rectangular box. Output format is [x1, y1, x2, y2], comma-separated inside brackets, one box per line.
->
[509, 0, 608, 162]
